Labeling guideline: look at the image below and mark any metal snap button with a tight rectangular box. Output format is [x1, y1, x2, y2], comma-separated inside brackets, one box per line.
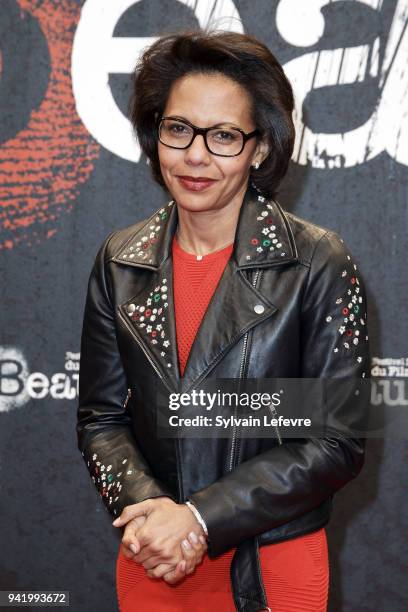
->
[254, 304, 265, 314]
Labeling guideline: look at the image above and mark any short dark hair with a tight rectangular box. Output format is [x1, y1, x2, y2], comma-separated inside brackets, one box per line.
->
[129, 29, 295, 199]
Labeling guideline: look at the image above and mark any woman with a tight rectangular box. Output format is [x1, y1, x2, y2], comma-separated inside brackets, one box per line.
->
[77, 30, 370, 612]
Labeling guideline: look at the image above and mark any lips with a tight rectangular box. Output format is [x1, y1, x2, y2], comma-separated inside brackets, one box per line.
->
[176, 176, 217, 192]
[177, 176, 216, 182]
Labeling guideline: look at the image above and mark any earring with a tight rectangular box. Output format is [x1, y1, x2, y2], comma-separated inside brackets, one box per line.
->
[252, 161, 260, 169]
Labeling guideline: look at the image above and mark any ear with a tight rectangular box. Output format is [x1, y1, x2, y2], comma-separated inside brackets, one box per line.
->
[252, 138, 270, 166]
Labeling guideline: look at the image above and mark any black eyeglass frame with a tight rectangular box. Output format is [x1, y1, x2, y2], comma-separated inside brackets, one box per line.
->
[157, 115, 261, 157]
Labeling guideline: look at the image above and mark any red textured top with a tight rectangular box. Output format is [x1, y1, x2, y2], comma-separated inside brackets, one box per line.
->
[172, 235, 234, 376]
[115, 234, 329, 611]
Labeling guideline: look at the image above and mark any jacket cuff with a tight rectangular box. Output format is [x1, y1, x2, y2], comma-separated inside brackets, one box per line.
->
[188, 486, 237, 557]
[185, 500, 209, 537]
[81, 442, 177, 519]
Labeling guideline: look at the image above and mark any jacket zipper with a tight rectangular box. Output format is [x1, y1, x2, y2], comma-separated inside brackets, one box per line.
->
[227, 333, 249, 471]
[228, 269, 261, 472]
[268, 401, 282, 445]
[123, 387, 132, 408]
[228, 269, 284, 472]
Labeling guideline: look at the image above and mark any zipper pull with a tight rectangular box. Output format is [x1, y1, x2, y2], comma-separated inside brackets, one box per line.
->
[123, 388, 132, 408]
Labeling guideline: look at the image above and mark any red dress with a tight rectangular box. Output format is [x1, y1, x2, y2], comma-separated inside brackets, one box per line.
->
[116, 236, 329, 611]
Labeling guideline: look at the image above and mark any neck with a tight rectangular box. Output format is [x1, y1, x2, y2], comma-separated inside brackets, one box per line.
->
[175, 230, 234, 256]
[174, 190, 245, 257]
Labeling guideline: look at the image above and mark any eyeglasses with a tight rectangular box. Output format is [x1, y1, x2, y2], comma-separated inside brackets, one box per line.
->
[157, 116, 260, 157]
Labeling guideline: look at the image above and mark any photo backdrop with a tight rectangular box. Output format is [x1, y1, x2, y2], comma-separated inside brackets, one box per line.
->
[1, 1, 407, 610]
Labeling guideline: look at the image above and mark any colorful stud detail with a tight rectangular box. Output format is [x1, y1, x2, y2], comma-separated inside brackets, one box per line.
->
[121, 201, 174, 262]
[87, 452, 127, 514]
[324, 250, 368, 370]
[248, 196, 286, 258]
[126, 278, 172, 368]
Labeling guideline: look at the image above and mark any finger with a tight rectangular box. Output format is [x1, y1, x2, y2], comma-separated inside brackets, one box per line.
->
[145, 562, 175, 579]
[121, 516, 151, 558]
[188, 531, 207, 553]
[120, 534, 141, 557]
[122, 534, 141, 554]
[163, 560, 186, 585]
[142, 555, 169, 571]
[112, 501, 150, 527]
[119, 516, 147, 559]
[198, 534, 208, 547]
[188, 532, 208, 565]
[129, 515, 147, 531]
[120, 542, 136, 560]
[122, 525, 142, 556]
[132, 542, 166, 565]
[181, 539, 197, 575]
[186, 532, 207, 568]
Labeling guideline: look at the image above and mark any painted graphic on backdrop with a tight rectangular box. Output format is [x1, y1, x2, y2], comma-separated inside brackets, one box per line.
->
[1, 0, 407, 252]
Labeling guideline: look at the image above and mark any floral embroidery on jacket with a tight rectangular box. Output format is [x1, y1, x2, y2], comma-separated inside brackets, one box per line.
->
[325, 245, 368, 376]
[84, 451, 129, 515]
[125, 278, 172, 369]
[246, 195, 287, 261]
[120, 201, 174, 264]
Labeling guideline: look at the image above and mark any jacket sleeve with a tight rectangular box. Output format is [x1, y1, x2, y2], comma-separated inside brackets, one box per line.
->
[76, 231, 177, 518]
[188, 229, 371, 557]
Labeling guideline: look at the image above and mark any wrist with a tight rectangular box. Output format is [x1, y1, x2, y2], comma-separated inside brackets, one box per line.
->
[184, 500, 209, 538]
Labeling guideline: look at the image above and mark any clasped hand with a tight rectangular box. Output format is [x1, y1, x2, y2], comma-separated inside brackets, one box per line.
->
[112, 497, 208, 584]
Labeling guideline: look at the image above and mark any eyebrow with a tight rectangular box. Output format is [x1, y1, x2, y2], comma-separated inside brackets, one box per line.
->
[167, 115, 241, 129]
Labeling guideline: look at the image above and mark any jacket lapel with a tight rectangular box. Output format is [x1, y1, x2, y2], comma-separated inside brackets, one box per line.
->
[112, 186, 298, 393]
[178, 258, 278, 390]
[117, 255, 181, 392]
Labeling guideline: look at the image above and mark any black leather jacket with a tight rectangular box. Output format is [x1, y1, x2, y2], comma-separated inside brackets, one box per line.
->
[77, 184, 370, 611]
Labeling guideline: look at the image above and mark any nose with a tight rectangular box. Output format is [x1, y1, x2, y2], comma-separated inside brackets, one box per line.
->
[184, 133, 212, 165]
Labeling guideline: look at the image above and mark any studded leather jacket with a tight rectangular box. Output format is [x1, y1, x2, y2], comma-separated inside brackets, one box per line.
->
[76, 184, 371, 612]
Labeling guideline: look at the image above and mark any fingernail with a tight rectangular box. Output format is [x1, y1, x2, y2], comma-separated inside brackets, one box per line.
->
[199, 535, 206, 544]
[112, 518, 120, 526]
[130, 544, 138, 554]
[189, 532, 198, 543]
[182, 539, 191, 549]
[180, 560, 186, 571]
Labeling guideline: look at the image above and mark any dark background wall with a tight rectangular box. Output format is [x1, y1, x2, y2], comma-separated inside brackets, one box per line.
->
[0, 1, 407, 610]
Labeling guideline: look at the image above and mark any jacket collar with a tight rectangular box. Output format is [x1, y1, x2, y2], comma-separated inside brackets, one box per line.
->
[112, 185, 299, 393]
[111, 184, 298, 270]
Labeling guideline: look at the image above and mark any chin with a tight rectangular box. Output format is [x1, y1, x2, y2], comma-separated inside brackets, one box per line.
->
[170, 185, 216, 205]
[175, 196, 215, 212]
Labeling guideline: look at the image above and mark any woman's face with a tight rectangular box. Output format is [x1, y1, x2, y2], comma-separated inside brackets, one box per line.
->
[157, 72, 268, 213]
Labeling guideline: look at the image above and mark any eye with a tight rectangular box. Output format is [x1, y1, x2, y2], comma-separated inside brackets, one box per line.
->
[211, 130, 239, 142]
[168, 122, 190, 134]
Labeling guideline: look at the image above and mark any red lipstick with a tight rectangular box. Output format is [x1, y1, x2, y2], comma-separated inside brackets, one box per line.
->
[177, 176, 217, 192]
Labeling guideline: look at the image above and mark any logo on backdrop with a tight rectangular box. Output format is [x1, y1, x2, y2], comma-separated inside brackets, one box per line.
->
[72, 0, 243, 162]
[72, 0, 408, 166]
[0, 348, 79, 412]
[1, 347, 407, 414]
[370, 357, 408, 438]
[277, 0, 408, 168]
[1, 0, 407, 251]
